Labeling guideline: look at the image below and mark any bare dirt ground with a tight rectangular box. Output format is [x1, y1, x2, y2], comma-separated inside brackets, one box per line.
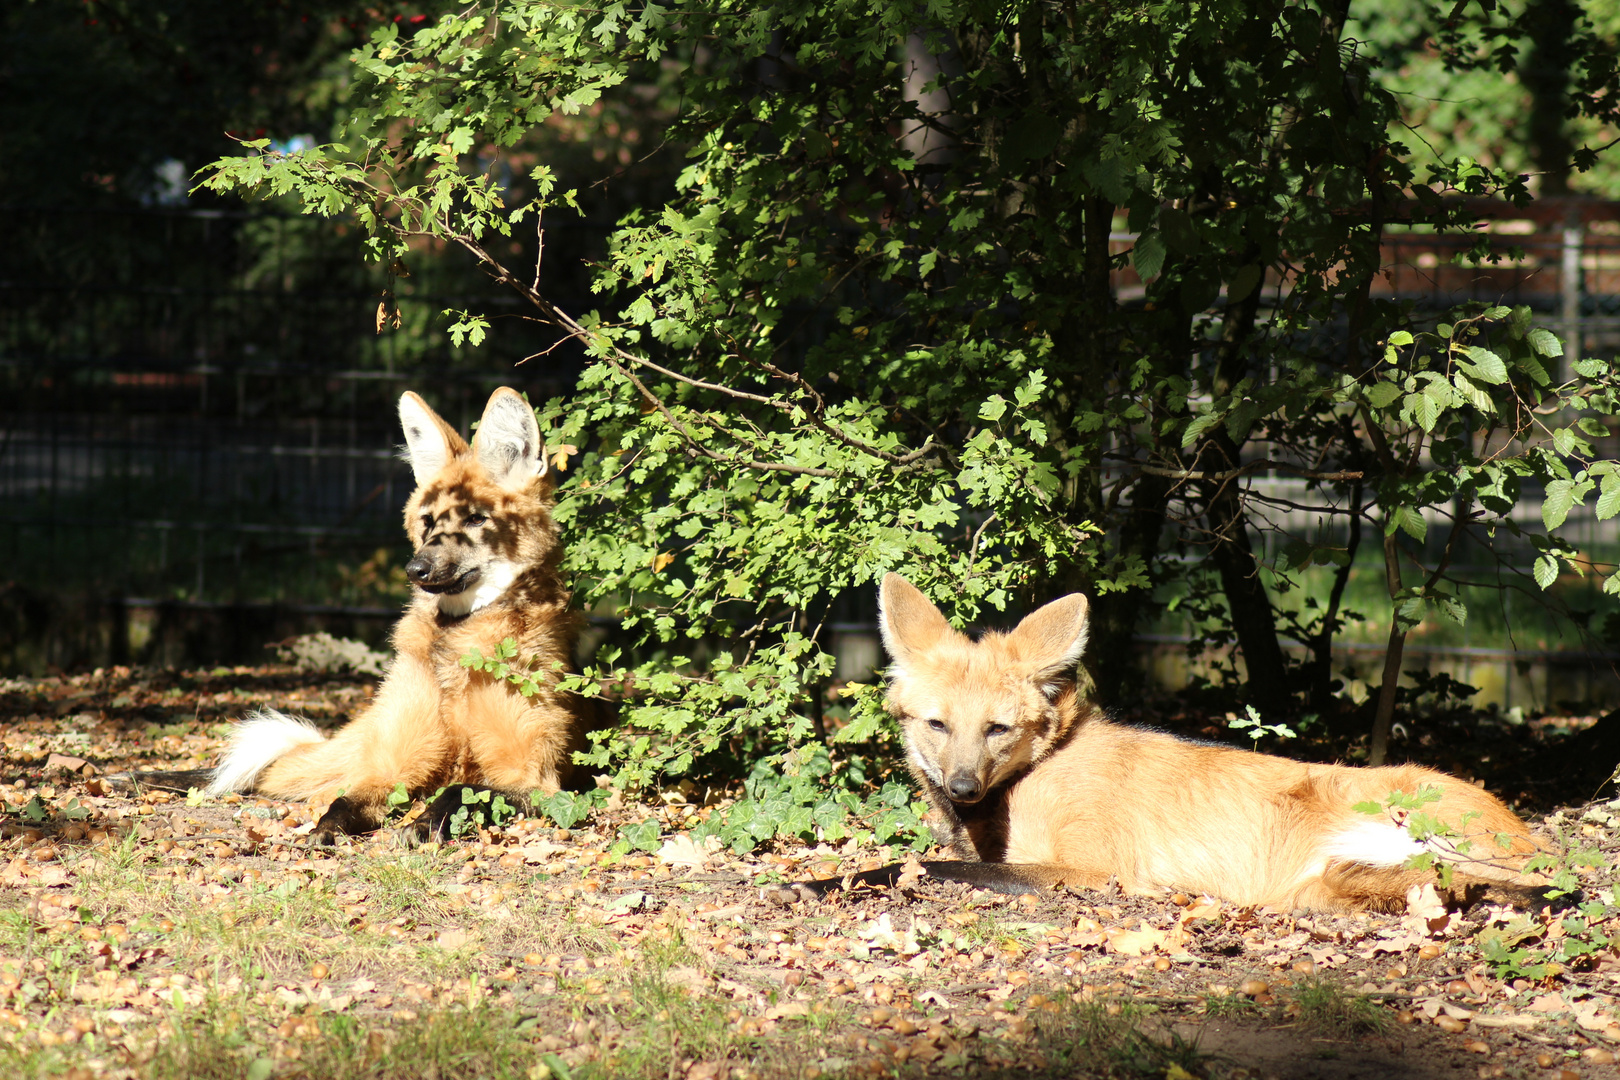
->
[2, 665, 1620, 1080]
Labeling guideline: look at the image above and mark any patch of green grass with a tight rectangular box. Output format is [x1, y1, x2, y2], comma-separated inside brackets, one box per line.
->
[943, 910, 1048, 952]
[146, 993, 269, 1080]
[67, 834, 176, 913]
[1025, 998, 1211, 1079]
[1290, 976, 1388, 1038]
[140, 995, 544, 1080]
[0, 908, 41, 954]
[169, 882, 350, 982]
[302, 1008, 540, 1080]
[1201, 990, 1258, 1020]
[354, 854, 449, 920]
[598, 964, 738, 1077]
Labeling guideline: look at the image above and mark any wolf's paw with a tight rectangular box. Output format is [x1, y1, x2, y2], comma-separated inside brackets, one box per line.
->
[311, 796, 378, 845]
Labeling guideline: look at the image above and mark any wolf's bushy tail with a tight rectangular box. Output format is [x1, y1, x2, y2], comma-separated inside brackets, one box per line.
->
[206, 710, 327, 796]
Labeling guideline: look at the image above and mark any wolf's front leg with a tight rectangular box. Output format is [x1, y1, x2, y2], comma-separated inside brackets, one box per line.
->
[458, 677, 586, 797]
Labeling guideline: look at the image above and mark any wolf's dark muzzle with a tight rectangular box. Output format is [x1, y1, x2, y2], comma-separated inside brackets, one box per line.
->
[946, 771, 984, 804]
[406, 553, 474, 593]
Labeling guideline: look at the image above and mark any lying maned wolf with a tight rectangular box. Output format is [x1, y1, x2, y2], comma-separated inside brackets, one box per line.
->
[792, 574, 1541, 912]
[204, 388, 587, 841]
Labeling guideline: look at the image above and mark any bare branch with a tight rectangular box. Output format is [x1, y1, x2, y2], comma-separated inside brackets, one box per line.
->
[1129, 459, 1364, 482]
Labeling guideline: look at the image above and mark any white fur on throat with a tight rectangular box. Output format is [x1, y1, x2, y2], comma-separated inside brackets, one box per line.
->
[1321, 818, 1427, 868]
[206, 710, 326, 795]
[436, 560, 521, 618]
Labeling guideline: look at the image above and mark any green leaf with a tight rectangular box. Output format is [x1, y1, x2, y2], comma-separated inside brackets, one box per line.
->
[1533, 553, 1559, 590]
[1364, 380, 1402, 409]
[1527, 328, 1564, 358]
[1462, 346, 1509, 384]
[1597, 474, 1620, 521]
[1450, 372, 1496, 413]
[1542, 478, 1577, 531]
[1131, 232, 1166, 280]
[1432, 592, 1467, 625]
[978, 395, 1009, 423]
[1510, 306, 1534, 339]
[1410, 391, 1441, 432]
[1227, 264, 1262, 303]
[1390, 505, 1427, 542]
[1388, 330, 1414, 347]
[1181, 410, 1220, 449]
[1575, 357, 1611, 379]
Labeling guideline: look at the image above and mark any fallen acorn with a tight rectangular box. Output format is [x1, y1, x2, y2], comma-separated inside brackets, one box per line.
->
[1434, 1015, 1468, 1034]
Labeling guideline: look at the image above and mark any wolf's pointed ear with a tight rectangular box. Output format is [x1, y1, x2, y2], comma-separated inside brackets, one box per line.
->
[399, 391, 469, 485]
[878, 573, 956, 674]
[473, 387, 547, 491]
[1006, 593, 1090, 686]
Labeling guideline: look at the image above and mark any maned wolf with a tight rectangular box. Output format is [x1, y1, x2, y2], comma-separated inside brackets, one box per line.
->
[788, 574, 1542, 912]
[203, 387, 587, 841]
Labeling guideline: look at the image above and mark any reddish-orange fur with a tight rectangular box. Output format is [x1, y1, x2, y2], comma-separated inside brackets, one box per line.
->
[209, 388, 586, 834]
[877, 574, 1539, 912]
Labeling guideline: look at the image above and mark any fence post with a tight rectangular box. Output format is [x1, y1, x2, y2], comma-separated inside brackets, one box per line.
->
[1562, 210, 1583, 374]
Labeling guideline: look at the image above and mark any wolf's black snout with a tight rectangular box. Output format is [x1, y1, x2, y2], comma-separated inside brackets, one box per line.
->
[946, 773, 982, 802]
[405, 554, 434, 584]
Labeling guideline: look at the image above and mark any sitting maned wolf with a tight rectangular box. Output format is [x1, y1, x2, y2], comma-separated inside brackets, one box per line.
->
[791, 574, 1541, 912]
[205, 387, 587, 841]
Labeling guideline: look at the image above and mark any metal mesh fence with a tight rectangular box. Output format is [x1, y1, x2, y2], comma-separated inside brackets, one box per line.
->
[6, 201, 1620, 680]
[0, 205, 595, 669]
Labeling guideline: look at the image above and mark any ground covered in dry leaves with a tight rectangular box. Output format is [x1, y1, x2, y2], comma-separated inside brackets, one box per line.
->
[2, 666, 1620, 1080]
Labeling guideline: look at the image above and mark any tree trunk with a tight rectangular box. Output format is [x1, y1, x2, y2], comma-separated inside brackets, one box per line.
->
[1522, 0, 1577, 195]
[1203, 267, 1290, 716]
[1368, 531, 1405, 765]
[1205, 471, 1290, 717]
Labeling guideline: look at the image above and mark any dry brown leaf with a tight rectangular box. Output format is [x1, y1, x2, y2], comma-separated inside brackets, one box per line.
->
[1104, 925, 1166, 956]
[656, 833, 714, 870]
[895, 854, 926, 890]
[666, 966, 714, 995]
[435, 929, 472, 950]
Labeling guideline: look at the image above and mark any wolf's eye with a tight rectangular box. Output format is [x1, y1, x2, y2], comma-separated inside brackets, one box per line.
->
[986, 723, 1011, 737]
[927, 719, 947, 732]
[464, 512, 488, 527]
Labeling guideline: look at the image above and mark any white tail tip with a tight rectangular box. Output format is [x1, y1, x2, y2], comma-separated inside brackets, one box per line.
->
[206, 710, 326, 795]
[1322, 818, 1426, 868]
